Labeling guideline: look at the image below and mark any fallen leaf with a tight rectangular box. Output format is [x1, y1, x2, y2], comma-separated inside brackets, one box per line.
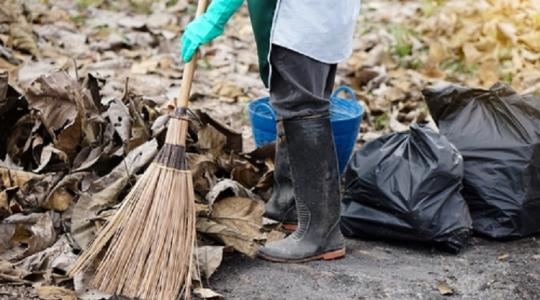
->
[462, 43, 482, 65]
[0, 190, 8, 216]
[14, 236, 76, 285]
[9, 24, 38, 57]
[197, 246, 224, 279]
[496, 23, 517, 44]
[197, 197, 265, 257]
[231, 163, 261, 189]
[197, 111, 243, 154]
[25, 72, 99, 155]
[497, 253, 510, 261]
[478, 58, 499, 87]
[15, 172, 62, 209]
[72, 147, 103, 172]
[1, 212, 56, 261]
[0, 167, 41, 188]
[198, 125, 227, 158]
[205, 179, 259, 209]
[212, 81, 247, 103]
[187, 153, 218, 197]
[0, 260, 31, 283]
[36, 286, 77, 300]
[106, 99, 131, 145]
[437, 280, 454, 296]
[44, 172, 87, 212]
[193, 288, 223, 299]
[33, 144, 69, 173]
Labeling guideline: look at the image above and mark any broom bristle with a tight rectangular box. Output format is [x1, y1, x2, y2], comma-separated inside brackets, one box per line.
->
[69, 117, 197, 300]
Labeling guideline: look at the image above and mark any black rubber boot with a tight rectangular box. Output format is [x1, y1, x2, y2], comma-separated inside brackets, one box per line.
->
[258, 116, 345, 262]
[264, 121, 298, 230]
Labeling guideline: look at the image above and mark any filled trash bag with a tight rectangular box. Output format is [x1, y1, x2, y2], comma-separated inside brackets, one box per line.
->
[424, 83, 540, 239]
[340, 124, 472, 253]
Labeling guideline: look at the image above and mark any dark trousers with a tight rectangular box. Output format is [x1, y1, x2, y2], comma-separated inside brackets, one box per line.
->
[269, 45, 337, 120]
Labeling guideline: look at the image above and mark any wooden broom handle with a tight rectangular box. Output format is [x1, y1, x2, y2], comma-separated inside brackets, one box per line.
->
[177, 0, 210, 109]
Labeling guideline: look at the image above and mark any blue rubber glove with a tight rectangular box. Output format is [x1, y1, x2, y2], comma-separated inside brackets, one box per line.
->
[181, 0, 244, 62]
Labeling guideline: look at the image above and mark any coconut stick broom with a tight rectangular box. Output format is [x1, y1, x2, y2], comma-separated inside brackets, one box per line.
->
[68, 1, 208, 299]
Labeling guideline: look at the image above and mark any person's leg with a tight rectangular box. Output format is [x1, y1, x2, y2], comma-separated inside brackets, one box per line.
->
[259, 45, 344, 262]
[264, 121, 297, 230]
[264, 45, 338, 231]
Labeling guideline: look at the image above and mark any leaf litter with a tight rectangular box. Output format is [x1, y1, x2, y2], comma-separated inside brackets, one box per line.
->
[0, 2, 280, 298]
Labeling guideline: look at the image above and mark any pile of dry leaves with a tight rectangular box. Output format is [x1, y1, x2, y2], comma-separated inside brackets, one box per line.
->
[413, 0, 540, 92]
[0, 68, 281, 298]
[343, 0, 540, 139]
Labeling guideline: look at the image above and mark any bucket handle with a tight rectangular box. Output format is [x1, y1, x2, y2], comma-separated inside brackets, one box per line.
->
[255, 102, 276, 120]
[332, 86, 357, 101]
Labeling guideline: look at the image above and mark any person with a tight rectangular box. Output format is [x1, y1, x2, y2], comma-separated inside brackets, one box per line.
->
[181, 0, 361, 263]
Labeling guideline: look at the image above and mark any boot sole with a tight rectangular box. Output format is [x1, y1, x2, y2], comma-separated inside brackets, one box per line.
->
[258, 248, 346, 263]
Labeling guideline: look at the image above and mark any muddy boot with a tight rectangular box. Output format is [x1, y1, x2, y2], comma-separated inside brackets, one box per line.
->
[265, 121, 298, 231]
[258, 116, 345, 262]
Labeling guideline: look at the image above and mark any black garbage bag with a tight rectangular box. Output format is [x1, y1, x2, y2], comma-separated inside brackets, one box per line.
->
[424, 83, 540, 239]
[340, 124, 472, 253]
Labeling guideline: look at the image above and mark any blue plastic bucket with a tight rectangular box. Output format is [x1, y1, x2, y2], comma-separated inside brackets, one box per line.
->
[248, 86, 364, 173]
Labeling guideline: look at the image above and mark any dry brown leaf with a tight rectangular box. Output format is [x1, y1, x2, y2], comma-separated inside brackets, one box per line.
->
[55, 117, 82, 155]
[197, 111, 243, 154]
[130, 58, 160, 75]
[0, 190, 8, 216]
[0, 167, 41, 188]
[45, 188, 72, 212]
[193, 287, 223, 299]
[12, 236, 76, 285]
[0, 259, 31, 283]
[198, 125, 227, 158]
[428, 42, 449, 65]
[33, 144, 69, 173]
[363, 44, 388, 67]
[72, 147, 103, 172]
[36, 286, 77, 300]
[205, 179, 258, 208]
[497, 253, 510, 261]
[15, 172, 62, 209]
[231, 163, 261, 189]
[212, 81, 247, 103]
[478, 58, 499, 87]
[437, 280, 454, 296]
[106, 99, 131, 144]
[25, 72, 99, 154]
[197, 196, 265, 257]
[520, 32, 540, 52]
[197, 246, 224, 279]
[1, 212, 56, 261]
[43, 172, 86, 212]
[496, 23, 517, 44]
[9, 25, 38, 57]
[462, 43, 482, 65]
[187, 153, 218, 196]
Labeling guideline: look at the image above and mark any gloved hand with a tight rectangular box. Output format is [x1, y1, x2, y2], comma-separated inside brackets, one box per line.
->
[181, 0, 244, 62]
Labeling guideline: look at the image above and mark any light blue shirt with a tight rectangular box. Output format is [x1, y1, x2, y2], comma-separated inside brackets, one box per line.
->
[271, 0, 361, 64]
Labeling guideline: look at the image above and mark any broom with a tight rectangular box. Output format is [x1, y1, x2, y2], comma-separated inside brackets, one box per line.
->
[69, 0, 208, 299]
